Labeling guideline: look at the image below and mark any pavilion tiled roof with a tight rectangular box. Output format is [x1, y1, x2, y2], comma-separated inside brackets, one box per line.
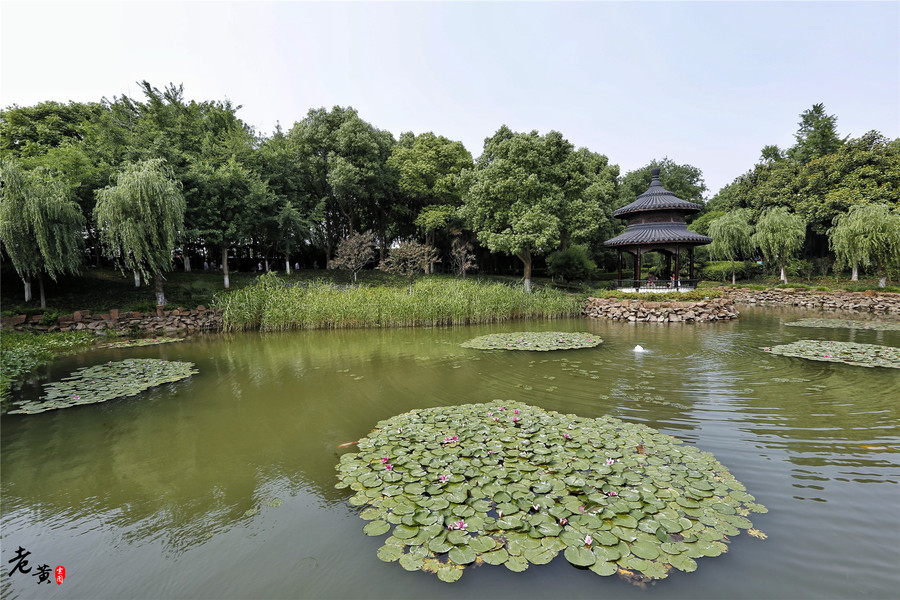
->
[604, 222, 712, 247]
[613, 169, 704, 218]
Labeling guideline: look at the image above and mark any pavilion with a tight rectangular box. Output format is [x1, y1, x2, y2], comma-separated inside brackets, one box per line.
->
[604, 168, 712, 292]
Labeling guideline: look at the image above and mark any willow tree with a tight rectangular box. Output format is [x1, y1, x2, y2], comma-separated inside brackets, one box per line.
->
[708, 209, 755, 284]
[0, 161, 85, 308]
[829, 204, 900, 287]
[94, 159, 185, 306]
[751, 207, 806, 284]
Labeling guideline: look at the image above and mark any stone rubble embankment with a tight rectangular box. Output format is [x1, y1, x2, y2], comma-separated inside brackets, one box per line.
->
[718, 287, 900, 314]
[1, 306, 223, 334]
[583, 297, 739, 323]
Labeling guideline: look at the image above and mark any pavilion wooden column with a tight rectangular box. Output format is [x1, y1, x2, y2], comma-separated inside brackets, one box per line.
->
[617, 251, 623, 283]
[634, 252, 642, 284]
[674, 250, 681, 288]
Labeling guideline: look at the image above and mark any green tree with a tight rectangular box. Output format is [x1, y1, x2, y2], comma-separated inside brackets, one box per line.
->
[187, 157, 272, 289]
[829, 204, 900, 286]
[786, 103, 845, 165]
[388, 132, 473, 269]
[378, 240, 439, 293]
[751, 207, 806, 284]
[93, 159, 185, 306]
[289, 107, 395, 263]
[331, 230, 377, 282]
[708, 209, 755, 284]
[0, 161, 85, 307]
[460, 126, 617, 292]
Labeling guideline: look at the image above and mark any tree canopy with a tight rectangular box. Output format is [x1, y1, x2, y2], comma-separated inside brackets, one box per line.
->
[751, 207, 806, 284]
[0, 160, 85, 307]
[460, 126, 616, 291]
[94, 158, 186, 305]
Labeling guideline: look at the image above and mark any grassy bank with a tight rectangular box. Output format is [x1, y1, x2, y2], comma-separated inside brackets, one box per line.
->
[218, 273, 583, 331]
[0, 330, 98, 406]
[590, 289, 723, 302]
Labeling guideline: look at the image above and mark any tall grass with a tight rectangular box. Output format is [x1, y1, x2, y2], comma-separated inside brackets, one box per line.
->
[217, 274, 583, 331]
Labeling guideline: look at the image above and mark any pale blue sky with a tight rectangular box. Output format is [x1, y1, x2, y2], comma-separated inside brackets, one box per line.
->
[2, 1, 898, 195]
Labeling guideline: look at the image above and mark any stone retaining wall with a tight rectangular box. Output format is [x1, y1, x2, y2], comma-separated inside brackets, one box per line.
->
[583, 297, 739, 323]
[719, 287, 900, 314]
[1, 306, 223, 334]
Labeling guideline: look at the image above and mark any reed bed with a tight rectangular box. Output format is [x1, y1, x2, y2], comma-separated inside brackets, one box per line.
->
[218, 274, 583, 332]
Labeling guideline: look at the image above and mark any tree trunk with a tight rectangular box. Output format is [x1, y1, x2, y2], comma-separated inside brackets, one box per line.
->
[154, 272, 166, 307]
[24, 279, 32, 303]
[134, 270, 141, 287]
[264, 258, 270, 272]
[426, 230, 435, 274]
[184, 254, 191, 272]
[38, 274, 46, 309]
[731, 259, 736, 285]
[285, 257, 291, 275]
[780, 258, 787, 284]
[851, 263, 858, 281]
[877, 259, 886, 288]
[517, 247, 533, 293]
[222, 247, 230, 289]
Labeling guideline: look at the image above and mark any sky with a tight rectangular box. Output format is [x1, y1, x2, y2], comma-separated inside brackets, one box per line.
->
[1, 1, 898, 196]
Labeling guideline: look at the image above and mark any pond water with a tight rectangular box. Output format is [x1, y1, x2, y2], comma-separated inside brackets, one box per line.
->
[2, 307, 898, 599]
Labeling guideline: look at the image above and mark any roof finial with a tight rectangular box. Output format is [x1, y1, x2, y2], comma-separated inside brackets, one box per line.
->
[651, 167, 661, 180]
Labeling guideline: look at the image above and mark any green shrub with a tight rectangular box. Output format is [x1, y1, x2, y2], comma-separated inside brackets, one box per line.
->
[546, 245, 596, 282]
[699, 260, 760, 282]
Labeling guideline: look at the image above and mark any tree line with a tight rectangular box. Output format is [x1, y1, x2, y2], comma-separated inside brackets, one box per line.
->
[701, 104, 900, 287]
[1, 84, 898, 308]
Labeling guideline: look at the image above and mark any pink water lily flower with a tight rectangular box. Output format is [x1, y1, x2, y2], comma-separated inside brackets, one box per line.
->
[606, 458, 614, 466]
[73, 395, 80, 400]
[513, 409, 520, 414]
[451, 519, 467, 530]
[563, 432, 571, 440]
[824, 354, 832, 358]
[487, 411, 493, 417]
[584, 535, 593, 546]
[444, 436, 458, 443]
[381, 457, 390, 463]
[608, 491, 617, 497]
[559, 517, 568, 525]
[512, 417, 520, 423]
[384, 464, 393, 470]
[439, 474, 449, 483]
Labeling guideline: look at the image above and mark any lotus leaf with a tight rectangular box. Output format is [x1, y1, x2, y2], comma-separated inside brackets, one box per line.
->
[763, 340, 899, 368]
[785, 318, 900, 331]
[336, 401, 765, 582]
[101, 337, 185, 349]
[461, 332, 602, 351]
[7, 359, 198, 415]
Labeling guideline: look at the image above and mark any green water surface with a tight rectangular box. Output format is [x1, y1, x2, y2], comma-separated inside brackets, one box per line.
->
[1, 307, 898, 599]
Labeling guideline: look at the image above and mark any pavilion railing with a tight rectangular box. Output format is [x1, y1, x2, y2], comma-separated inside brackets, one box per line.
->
[615, 279, 700, 291]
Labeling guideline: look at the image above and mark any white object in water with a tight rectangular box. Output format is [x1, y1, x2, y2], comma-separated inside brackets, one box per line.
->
[633, 345, 645, 352]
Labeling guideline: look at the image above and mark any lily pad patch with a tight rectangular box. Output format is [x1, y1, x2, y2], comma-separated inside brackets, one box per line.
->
[763, 340, 900, 369]
[6, 358, 198, 414]
[336, 401, 765, 583]
[785, 318, 900, 332]
[461, 332, 602, 351]
[100, 337, 186, 349]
